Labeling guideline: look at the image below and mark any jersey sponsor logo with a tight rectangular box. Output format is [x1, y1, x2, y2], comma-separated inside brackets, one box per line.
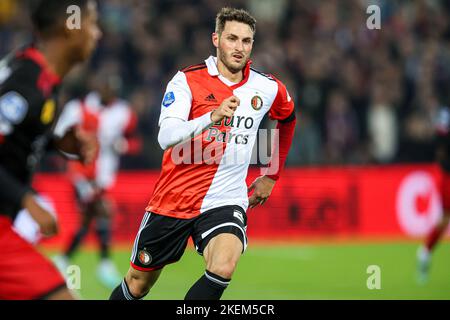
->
[251, 95, 263, 111]
[0, 91, 28, 124]
[162, 91, 175, 108]
[40, 99, 56, 124]
[138, 249, 152, 265]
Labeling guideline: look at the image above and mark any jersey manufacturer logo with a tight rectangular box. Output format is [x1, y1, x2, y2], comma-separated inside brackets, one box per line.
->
[41, 99, 55, 125]
[0, 91, 28, 124]
[138, 249, 152, 265]
[162, 91, 175, 108]
[251, 95, 263, 111]
[205, 93, 217, 102]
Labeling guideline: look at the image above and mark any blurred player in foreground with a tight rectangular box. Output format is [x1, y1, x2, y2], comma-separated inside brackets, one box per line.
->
[53, 72, 140, 289]
[110, 7, 296, 300]
[0, 0, 101, 299]
[417, 105, 450, 283]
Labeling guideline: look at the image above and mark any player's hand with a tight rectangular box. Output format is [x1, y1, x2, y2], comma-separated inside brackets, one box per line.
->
[247, 176, 276, 209]
[75, 127, 98, 165]
[211, 96, 240, 123]
[22, 193, 58, 237]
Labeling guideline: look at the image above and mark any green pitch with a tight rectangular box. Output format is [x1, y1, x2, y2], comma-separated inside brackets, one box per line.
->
[47, 242, 450, 300]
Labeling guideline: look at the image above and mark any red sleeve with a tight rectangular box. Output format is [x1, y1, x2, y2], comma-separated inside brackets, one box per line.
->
[123, 110, 142, 155]
[264, 117, 296, 181]
[265, 77, 296, 181]
[269, 76, 295, 121]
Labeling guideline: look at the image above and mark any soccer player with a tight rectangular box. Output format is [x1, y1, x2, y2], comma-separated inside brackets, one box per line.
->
[0, 0, 101, 299]
[52, 73, 140, 289]
[110, 7, 296, 300]
[417, 105, 450, 283]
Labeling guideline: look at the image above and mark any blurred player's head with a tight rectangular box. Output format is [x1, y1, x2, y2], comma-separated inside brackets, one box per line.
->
[213, 7, 256, 74]
[31, 0, 101, 64]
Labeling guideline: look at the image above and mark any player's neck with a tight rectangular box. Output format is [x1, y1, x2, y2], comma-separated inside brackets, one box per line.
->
[36, 40, 73, 79]
[216, 58, 243, 84]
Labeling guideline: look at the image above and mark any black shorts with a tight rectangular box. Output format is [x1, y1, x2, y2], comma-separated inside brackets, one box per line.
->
[130, 205, 248, 271]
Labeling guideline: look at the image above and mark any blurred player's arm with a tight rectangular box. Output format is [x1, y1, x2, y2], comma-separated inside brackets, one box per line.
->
[50, 100, 97, 164]
[0, 86, 57, 234]
[248, 77, 296, 208]
[113, 110, 142, 155]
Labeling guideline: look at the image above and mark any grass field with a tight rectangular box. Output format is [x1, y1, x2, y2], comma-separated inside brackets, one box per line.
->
[46, 241, 450, 300]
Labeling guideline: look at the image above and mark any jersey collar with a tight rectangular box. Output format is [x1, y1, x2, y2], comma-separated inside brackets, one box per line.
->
[17, 46, 62, 85]
[205, 56, 252, 90]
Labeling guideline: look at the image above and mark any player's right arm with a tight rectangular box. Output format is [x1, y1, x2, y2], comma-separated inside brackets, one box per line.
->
[157, 71, 239, 150]
[0, 71, 57, 235]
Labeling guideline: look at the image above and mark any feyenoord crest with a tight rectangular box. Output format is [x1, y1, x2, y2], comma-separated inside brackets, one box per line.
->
[138, 249, 152, 265]
[251, 95, 263, 110]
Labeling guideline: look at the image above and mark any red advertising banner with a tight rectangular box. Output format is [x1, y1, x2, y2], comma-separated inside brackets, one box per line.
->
[30, 164, 447, 247]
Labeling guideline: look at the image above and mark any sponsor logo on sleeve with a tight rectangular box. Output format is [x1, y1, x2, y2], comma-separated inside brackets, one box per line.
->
[162, 91, 175, 108]
[0, 91, 28, 124]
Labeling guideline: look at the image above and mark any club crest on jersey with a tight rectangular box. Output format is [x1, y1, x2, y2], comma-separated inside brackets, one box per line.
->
[0, 91, 28, 124]
[41, 99, 55, 125]
[138, 249, 152, 265]
[251, 95, 263, 111]
[162, 91, 175, 108]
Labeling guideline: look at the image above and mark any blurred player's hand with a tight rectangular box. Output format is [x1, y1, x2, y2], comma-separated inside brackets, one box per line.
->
[211, 95, 240, 122]
[22, 193, 58, 237]
[247, 175, 276, 208]
[75, 127, 98, 165]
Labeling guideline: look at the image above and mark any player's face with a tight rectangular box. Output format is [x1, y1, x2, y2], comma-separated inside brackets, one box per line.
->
[214, 21, 254, 73]
[71, 0, 102, 62]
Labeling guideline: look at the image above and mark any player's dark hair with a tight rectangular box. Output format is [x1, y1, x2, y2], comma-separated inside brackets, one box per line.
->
[30, 0, 90, 36]
[215, 7, 256, 35]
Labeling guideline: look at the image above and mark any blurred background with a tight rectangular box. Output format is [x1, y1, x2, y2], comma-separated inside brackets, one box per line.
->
[2, 0, 450, 169]
[1, 0, 450, 299]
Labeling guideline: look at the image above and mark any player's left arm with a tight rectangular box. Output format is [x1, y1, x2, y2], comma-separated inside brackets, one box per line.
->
[248, 77, 296, 208]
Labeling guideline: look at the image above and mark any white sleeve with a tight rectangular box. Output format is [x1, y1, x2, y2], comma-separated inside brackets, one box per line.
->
[158, 71, 192, 126]
[158, 112, 213, 150]
[53, 100, 82, 138]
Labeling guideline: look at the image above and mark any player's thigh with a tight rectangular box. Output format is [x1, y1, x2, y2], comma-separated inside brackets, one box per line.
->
[203, 233, 243, 270]
[130, 212, 194, 272]
[0, 217, 67, 300]
[192, 205, 248, 258]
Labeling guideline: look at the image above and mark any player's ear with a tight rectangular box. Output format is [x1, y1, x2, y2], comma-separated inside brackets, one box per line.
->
[212, 32, 219, 48]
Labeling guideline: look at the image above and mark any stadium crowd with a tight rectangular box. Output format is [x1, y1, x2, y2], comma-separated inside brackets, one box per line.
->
[1, 0, 449, 169]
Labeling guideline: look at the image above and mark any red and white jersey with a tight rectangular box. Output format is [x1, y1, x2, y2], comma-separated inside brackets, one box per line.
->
[55, 92, 137, 189]
[146, 56, 294, 219]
